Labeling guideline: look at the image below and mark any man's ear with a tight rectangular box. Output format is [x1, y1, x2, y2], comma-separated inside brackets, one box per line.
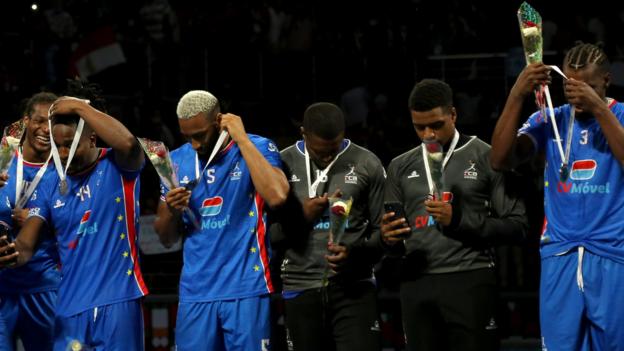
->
[89, 132, 97, 147]
[300, 126, 305, 138]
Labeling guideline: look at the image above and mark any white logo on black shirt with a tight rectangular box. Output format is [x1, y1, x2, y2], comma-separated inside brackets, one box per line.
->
[289, 174, 300, 183]
[407, 170, 420, 178]
[345, 165, 358, 184]
[464, 161, 478, 180]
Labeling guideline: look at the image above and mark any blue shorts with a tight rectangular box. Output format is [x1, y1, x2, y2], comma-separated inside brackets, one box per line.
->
[540, 248, 624, 351]
[176, 295, 271, 351]
[0, 290, 56, 351]
[53, 299, 144, 351]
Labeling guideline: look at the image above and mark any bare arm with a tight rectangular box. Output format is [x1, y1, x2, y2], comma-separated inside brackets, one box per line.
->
[219, 113, 288, 208]
[153, 187, 190, 248]
[49, 97, 144, 171]
[490, 63, 551, 170]
[565, 79, 624, 166]
[0, 217, 44, 268]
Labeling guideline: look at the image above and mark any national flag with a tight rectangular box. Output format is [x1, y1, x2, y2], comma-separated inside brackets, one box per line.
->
[68, 26, 126, 78]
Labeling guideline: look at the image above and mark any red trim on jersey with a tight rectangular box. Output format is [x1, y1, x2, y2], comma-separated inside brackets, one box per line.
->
[608, 98, 617, 109]
[122, 176, 149, 295]
[541, 217, 548, 237]
[221, 139, 235, 154]
[254, 193, 273, 293]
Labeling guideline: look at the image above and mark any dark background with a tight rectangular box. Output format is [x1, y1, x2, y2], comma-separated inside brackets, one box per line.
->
[2, 0, 623, 349]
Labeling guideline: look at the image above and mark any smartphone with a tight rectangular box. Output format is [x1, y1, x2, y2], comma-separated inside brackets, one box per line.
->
[383, 201, 412, 239]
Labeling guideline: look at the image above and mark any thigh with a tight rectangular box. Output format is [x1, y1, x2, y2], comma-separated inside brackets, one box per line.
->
[583, 252, 624, 351]
[332, 282, 381, 351]
[176, 301, 223, 351]
[17, 290, 56, 351]
[91, 299, 145, 351]
[0, 294, 18, 351]
[540, 254, 589, 351]
[284, 289, 327, 351]
[438, 269, 498, 351]
[221, 295, 271, 351]
[400, 278, 444, 351]
[53, 312, 88, 351]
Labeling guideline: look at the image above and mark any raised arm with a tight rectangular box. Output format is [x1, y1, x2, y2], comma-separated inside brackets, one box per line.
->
[565, 78, 624, 166]
[49, 97, 144, 171]
[490, 63, 551, 170]
[219, 113, 288, 208]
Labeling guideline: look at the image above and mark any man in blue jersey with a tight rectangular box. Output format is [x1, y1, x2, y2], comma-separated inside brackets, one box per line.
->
[0, 92, 60, 351]
[491, 42, 624, 350]
[154, 90, 288, 351]
[0, 81, 148, 350]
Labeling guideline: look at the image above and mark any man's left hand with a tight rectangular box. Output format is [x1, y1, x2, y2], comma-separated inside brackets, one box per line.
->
[326, 242, 349, 272]
[424, 199, 452, 226]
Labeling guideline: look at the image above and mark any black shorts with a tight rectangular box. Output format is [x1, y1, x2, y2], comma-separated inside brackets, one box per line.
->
[400, 268, 498, 351]
[284, 281, 381, 351]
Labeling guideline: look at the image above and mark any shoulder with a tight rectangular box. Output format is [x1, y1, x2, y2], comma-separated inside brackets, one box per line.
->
[170, 143, 193, 161]
[388, 146, 420, 170]
[347, 142, 384, 168]
[247, 134, 280, 154]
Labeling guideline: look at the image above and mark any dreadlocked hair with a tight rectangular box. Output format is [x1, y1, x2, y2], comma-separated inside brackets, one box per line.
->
[65, 78, 108, 112]
[564, 41, 610, 72]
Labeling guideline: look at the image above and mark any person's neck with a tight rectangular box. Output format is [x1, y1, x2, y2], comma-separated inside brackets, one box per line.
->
[21, 142, 49, 164]
[68, 148, 100, 176]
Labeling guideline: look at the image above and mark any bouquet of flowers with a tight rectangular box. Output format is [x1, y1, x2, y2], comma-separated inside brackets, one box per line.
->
[138, 138, 199, 228]
[423, 140, 444, 200]
[517, 2, 543, 65]
[321, 196, 353, 287]
[328, 196, 353, 245]
[0, 120, 25, 175]
[138, 138, 178, 190]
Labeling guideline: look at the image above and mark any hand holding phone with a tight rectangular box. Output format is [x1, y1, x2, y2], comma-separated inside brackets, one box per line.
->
[383, 201, 412, 239]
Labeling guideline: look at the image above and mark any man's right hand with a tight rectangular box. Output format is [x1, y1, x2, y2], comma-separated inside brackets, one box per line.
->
[381, 212, 410, 246]
[165, 187, 192, 214]
[302, 189, 342, 223]
[510, 62, 552, 99]
[0, 173, 8, 188]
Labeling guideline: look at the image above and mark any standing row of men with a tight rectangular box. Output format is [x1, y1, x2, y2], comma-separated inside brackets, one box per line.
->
[1, 41, 623, 351]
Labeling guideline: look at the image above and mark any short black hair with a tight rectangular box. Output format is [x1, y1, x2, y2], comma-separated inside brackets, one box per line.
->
[52, 113, 81, 128]
[564, 42, 610, 73]
[24, 92, 58, 117]
[65, 79, 107, 112]
[408, 79, 453, 112]
[302, 102, 345, 140]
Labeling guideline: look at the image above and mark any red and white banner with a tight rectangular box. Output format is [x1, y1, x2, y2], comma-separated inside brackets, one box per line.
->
[69, 26, 126, 78]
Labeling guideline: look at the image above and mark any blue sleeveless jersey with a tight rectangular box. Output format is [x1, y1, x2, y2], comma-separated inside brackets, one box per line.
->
[519, 100, 624, 262]
[29, 148, 148, 317]
[162, 135, 280, 302]
[0, 155, 60, 293]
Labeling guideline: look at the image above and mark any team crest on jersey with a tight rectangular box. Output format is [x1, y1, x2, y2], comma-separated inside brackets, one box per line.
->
[463, 160, 478, 180]
[200, 196, 223, 216]
[289, 174, 301, 182]
[230, 162, 242, 181]
[570, 159, 597, 180]
[345, 164, 358, 184]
